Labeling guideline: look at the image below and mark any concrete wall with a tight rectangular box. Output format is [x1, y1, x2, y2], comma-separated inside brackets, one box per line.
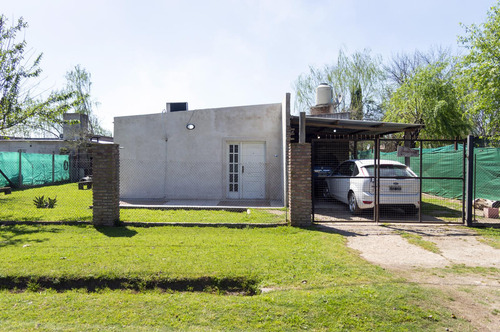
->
[114, 103, 285, 203]
[0, 140, 67, 154]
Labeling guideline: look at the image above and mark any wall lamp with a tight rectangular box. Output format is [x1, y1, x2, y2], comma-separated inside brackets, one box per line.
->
[186, 123, 195, 130]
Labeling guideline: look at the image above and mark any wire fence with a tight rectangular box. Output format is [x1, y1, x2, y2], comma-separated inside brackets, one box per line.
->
[1, 139, 498, 226]
[119, 159, 286, 224]
[473, 145, 500, 224]
[313, 138, 467, 223]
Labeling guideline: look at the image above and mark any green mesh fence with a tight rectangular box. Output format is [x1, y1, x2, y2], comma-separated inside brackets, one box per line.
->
[358, 144, 499, 201]
[0, 152, 70, 188]
[473, 146, 500, 202]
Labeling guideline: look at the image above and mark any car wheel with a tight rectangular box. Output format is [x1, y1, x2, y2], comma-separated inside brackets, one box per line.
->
[348, 191, 361, 215]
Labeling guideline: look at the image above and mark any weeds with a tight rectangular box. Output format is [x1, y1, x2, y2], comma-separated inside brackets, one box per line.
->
[33, 195, 57, 209]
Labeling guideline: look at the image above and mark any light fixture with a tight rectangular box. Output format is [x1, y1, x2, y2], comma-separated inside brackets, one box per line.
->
[186, 123, 195, 130]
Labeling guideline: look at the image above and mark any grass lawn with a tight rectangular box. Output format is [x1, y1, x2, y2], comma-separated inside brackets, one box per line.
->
[121, 208, 285, 224]
[475, 227, 500, 249]
[0, 183, 284, 224]
[421, 194, 463, 222]
[0, 225, 470, 331]
[0, 183, 93, 222]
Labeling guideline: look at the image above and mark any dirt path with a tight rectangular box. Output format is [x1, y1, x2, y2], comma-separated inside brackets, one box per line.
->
[318, 223, 500, 331]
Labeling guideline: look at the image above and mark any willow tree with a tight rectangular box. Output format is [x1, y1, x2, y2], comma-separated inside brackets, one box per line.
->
[30, 65, 111, 137]
[383, 61, 470, 140]
[293, 49, 385, 120]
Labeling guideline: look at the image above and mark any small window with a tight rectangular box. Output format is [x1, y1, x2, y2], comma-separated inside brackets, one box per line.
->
[229, 144, 239, 192]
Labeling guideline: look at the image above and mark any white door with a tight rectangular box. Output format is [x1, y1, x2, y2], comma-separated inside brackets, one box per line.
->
[227, 142, 266, 199]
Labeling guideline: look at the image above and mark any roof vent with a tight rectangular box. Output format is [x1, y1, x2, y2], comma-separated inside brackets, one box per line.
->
[166, 102, 188, 112]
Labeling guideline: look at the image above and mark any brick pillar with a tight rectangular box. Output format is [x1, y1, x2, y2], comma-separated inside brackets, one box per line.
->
[288, 143, 312, 226]
[92, 144, 120, 226]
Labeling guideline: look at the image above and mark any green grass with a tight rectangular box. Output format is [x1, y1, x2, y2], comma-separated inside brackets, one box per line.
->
[0, 184, 284, 224]
[0, 225, 469, 331]
[0, 183, 93, 222]
[121, 208, 285, 224]
[396, 230, 441, 254]
[421, 195, 463, 222]
[423, 264, 499, 282]
[475, 227, 500, 249]
[0, 225, 378, 284]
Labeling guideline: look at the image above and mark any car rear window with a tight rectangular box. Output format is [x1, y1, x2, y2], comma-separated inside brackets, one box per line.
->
[363, 165, 415, 177]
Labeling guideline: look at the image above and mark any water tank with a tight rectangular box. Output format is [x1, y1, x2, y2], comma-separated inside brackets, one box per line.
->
[315, 83, 333, 106]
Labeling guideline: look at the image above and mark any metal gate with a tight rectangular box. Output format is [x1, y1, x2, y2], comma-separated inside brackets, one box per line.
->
[312, 137, 466, 224]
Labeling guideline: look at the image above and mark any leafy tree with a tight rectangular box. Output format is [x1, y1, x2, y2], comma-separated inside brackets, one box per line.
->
[29, 65, 111, 137]
[22, 65, 110, 138]
[293, 49, 385, 120]
[457, 1, 500, 138]
[0, 15, 72, 135]
[65, 65, 110, 136]
[383, 61, 470, 141]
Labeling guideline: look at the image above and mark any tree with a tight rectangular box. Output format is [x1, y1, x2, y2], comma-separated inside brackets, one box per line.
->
[0, 15, 72, 135]
[384, 46, 453, 88]
[65, 65, 110, 136]
[19, 65, 110, 138]
[293, 49, 385, 120]
[383, 61, 470, 141]
[457, 2, 500, 138]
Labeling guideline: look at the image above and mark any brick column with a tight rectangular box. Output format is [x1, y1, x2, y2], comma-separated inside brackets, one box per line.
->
[288, 143, 312, 226]
[92, 144, 120, 226]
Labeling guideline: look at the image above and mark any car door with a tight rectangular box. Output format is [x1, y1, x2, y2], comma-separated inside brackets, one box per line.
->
[339, 161, 356, 204]
[328, 161, 354, 204]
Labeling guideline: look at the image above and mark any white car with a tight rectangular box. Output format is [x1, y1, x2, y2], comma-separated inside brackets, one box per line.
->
[324, 159, 420, 214]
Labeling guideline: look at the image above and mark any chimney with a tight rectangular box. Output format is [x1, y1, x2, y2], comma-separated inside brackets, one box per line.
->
[62, 113, 89, 140]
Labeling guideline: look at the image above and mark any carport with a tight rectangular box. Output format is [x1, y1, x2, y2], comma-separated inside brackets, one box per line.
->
[288, 114, 467, 224]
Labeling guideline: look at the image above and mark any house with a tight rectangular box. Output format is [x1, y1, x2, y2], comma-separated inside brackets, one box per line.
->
[114, 96, 290, 206]
[114, 88, 424, 215]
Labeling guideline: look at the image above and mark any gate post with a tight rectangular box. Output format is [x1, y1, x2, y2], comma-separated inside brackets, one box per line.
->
[465, 135, 474, 226]
[288, 143, 312, 226]
[92, 144, 120, 226]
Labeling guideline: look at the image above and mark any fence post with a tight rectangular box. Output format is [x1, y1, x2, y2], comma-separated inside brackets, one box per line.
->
[288, 143, 312, 226]
[52, 152, 55, 183]
[92, 144, 120, 226]
[465, 135, 474, 226]
[18, 150, 22, 188]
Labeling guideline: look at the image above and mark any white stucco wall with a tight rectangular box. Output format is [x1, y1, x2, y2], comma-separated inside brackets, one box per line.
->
[114, 103, 285, 203]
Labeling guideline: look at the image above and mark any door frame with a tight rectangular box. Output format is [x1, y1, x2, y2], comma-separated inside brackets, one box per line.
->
[225, 140, 266, 199]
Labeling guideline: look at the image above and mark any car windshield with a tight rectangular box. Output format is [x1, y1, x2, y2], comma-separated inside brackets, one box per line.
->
[363, 164, 415, 177]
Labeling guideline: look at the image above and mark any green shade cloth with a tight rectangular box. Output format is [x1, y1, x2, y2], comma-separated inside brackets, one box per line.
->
[0, 152, 70, 187]
[359, 144, 499, 201]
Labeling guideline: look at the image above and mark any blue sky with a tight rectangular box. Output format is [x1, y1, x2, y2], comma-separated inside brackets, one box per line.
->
[2, 0, 497, 134]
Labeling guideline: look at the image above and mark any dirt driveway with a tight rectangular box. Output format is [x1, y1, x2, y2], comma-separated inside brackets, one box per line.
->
[318, 223, 500, 331]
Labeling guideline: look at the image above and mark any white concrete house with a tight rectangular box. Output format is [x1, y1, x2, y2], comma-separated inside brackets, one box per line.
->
[114, 96, 289, 206]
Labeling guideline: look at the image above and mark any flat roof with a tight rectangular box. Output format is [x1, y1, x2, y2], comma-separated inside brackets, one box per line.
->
[290, 115, 423, 137]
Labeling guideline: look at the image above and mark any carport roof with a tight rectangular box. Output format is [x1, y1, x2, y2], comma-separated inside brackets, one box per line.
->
[290, 115, 424, 137]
